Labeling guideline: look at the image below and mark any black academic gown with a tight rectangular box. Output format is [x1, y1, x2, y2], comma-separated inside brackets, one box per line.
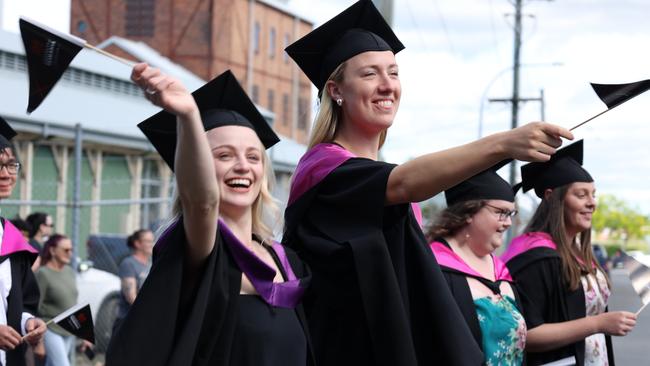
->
[283, 158, 484, 366]
[105, 219, 314, 366]
[434, 239, 525, 359]
[0, 218, 40, 366]
[506, 247, 615, 366]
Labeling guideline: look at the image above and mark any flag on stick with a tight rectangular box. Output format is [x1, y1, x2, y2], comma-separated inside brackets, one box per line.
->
[570, 79, 650, 131]
[47, 303, 95, 343]
[19, 17, 135, 113]
[620, 252, 650, 315]
[19, 17, 85, 113]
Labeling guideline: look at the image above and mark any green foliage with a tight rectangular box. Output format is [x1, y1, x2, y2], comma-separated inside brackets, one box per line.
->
[592, 194, 650, 241]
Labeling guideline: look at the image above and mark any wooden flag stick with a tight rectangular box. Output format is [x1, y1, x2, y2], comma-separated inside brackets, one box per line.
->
[84, 43, 136, 67]
[569, 109, 609, 131]
[636, 301, 649, 316]
[20, 318, 55, 342]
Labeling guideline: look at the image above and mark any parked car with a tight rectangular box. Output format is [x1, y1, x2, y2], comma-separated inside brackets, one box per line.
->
[76, 262, 120, 353]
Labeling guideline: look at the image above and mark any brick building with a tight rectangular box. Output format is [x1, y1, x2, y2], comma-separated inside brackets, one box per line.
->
[70, 0, 313, 144]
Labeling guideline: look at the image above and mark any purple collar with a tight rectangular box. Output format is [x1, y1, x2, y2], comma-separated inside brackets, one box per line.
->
[155, 219, 305, 308]
[1, 219, 38, 256]
[288, 143, 423, 226]
[218, 219, 305, 308]
[430, 240, 513, 282]
[501, 231, 596, 268]
[500, 232, 556, 264]
[288, 143, 354, 205]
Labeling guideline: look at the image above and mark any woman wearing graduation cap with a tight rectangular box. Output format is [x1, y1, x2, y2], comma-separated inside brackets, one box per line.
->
[501, 140, 635, 366]
[427, 163, 526, 366]
[283, 1, 573, 365]
[106, 66, 313, 366]
[0, 117, 46, 366]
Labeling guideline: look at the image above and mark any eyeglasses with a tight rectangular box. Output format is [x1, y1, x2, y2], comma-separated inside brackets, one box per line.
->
[484, 203, 518, 221]
[59, 247, 73, 254]
[0, 162, 20, 175]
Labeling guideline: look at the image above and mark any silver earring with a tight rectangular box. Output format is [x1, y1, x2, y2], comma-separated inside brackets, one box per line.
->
[336, 98, 343, 106]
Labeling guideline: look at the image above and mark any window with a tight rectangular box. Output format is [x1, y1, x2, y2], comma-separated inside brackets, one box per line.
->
[125, 0, 155, 37]
[282, 94, 289, 126]
[267, 90, 275, 112]
[269, 28, 276, 59]
[252, 85, 259, 104]
[254, 22, 261, 55]
[298, 98, 309, 130]
[284, 34, 290, 63]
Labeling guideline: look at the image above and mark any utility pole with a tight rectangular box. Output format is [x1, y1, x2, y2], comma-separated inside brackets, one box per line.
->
[510, 0, 523, 186]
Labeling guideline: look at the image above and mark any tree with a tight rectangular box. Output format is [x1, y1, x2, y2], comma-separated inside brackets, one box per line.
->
[592, 194, 650, 242]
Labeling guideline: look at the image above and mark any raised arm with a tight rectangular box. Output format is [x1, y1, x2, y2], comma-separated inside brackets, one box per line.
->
[131, 63, 219, 268]
[385, 122, 574, 205]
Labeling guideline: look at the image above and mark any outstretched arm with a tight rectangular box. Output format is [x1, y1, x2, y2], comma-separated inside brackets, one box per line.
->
[385, 122, 573, 205]
[131, 63, 219, 269]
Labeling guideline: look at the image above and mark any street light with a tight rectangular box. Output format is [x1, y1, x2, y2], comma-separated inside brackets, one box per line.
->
[477, 62, 563, 138]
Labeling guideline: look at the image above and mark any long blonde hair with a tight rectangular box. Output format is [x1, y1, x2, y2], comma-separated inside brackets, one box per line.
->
[525, 184, 610, 291]
[159, 148, 280, 244]
[308, 62, 388, 150]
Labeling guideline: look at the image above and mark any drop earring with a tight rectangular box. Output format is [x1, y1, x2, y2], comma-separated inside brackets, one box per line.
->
[336, 98, 343, 106]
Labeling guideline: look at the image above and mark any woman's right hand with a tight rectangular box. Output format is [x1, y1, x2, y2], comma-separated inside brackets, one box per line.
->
[500, 122, 574, 162]
[131, 63, 198, 119]
[595, 311, 637, 336]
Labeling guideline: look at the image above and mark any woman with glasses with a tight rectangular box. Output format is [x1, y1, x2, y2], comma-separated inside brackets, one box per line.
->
[502, 140, 635, 366]
[427, 164, 526, 366]
[0, 117, 46, 366]
[35, 235, 77, 366]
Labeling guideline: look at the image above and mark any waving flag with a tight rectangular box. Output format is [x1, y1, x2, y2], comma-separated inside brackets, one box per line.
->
[571, 78, 650, 131]
[19, 17, 86, 113]
[620, 252, 650, 315]
[591, 79, 650, 109]
[48, 303, 95, 343]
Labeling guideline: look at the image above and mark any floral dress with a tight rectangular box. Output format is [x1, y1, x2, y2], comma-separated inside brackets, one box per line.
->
[582, 270, 611, 366]
[475, 295, 526, 366]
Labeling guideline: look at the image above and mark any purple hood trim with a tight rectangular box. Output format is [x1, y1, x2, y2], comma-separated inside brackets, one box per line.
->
[1, 220, 37, 256]
[430, 240, 513, 282]
[288, 143, 354, 205]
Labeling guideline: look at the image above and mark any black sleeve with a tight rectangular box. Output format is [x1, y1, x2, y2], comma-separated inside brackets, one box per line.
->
[310, 158, 397, 240]
[21, 258, 39, 317]
[512, 258, 558, 329]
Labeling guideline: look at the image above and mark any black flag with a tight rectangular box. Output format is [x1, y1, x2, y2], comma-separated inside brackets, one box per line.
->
[51, 303, 95, 343]
[591, 79, 650, 109]
[19, 17, 85, 113]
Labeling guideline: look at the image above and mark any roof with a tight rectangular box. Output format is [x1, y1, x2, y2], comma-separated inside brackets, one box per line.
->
[0, 28, 305, 166]
[258, 0, 314, 24]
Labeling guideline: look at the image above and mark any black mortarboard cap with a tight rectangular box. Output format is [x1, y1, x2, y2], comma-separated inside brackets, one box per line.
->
[518, 140, 593, 198]
[138, 70, 279, 171]
[0, 116, 17, 150]
[445, 160, 514, 206]
[285, 0, 404, 93]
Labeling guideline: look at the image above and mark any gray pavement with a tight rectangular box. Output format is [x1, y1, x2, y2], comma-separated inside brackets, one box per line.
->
[609, 268, 649, 365]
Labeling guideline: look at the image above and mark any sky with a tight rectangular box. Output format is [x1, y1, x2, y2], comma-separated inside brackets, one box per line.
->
[3, 0, 650, 213]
